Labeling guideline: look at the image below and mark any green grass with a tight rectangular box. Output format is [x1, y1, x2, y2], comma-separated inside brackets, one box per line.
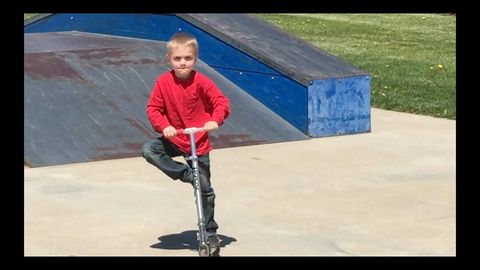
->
[257, 14, 456, 119]
[24, 13, 38, 20]
[24, 13, 456, 119]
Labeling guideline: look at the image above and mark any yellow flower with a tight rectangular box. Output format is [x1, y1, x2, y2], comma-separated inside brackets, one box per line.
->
[437, 64, 444, 69]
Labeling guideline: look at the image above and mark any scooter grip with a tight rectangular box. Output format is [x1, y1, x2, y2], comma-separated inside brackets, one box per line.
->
[177, 127, 206, 135]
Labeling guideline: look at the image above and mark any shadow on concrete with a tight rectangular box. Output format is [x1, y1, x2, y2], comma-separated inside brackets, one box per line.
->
[151, 230, 237, 251]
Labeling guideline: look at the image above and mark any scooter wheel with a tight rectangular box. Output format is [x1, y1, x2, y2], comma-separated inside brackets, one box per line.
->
[209, 246, 220, 257]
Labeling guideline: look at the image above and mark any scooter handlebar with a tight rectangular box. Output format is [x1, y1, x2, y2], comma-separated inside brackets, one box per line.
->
[176, 127, 206, 135]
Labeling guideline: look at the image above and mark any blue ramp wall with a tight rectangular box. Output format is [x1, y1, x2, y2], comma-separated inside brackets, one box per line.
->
[308, 77, 370, 136]
[25, 13, 370, 137]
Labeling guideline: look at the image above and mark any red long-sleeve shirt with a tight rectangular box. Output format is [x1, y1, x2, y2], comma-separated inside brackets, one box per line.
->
[146, 70, 230, 155]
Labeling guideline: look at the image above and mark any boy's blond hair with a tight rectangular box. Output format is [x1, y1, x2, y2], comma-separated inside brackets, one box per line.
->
[166, 32, 198, 57]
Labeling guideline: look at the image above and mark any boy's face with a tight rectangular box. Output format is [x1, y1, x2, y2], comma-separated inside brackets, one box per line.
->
[167, 44, 197, 80]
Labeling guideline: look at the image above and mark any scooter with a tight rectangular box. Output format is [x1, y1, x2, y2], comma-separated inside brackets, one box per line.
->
[177, 127, 217, 257]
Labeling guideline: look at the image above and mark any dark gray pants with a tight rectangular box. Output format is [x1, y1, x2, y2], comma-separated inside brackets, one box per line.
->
[142, 137, 218, 233]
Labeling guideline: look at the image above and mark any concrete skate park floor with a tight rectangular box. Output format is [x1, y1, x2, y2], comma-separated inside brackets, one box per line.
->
[24, 108, 456, 256]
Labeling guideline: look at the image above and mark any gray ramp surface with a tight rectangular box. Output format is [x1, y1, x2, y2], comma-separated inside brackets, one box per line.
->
[24, 31, 308, 167]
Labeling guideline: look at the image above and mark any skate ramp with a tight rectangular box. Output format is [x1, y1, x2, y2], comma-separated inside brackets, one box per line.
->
[179, 14, 371, 136]
[25, 13, 371, 137]
[24, 31, 308, 167]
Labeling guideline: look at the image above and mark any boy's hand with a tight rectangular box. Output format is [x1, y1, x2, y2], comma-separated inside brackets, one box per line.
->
[204, 121, 218, 132]
[162, 126, 177, 138]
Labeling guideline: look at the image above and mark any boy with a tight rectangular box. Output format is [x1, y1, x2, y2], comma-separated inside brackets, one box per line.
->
[142, 32, 230, 255]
